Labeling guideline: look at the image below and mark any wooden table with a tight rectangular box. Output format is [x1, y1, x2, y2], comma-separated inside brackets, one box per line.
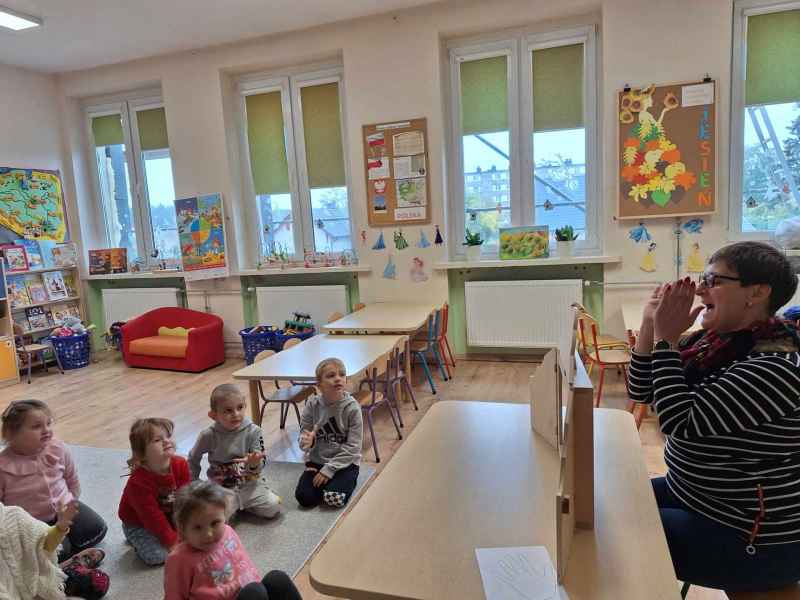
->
[622, 302, 704, 336]
[232, 334, 406, 422]
[309, 402, 679, 600]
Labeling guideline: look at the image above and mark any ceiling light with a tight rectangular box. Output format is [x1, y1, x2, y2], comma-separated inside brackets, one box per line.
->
[0, 6, 42, 30]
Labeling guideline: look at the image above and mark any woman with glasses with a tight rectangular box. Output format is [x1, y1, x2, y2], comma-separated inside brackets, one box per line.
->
[628, 241, 800, 594]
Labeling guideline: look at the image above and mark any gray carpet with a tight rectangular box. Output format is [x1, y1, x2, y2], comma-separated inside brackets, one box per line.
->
[70, 445, 375, 599]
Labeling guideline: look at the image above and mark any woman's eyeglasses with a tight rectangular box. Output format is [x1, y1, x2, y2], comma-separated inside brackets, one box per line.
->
[697, 272, 741, 288]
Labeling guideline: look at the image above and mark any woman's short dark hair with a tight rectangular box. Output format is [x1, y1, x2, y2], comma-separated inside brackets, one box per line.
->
[709, 242, 797, 314]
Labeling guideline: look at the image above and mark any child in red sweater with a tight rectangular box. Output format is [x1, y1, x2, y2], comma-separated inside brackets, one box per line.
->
[118, 418, 190, 566]
[164, 481, 302, 600]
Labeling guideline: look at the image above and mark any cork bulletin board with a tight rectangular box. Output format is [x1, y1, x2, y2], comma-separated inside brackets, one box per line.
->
[363, 118, 431, 227]
[617, 80, 716, 219]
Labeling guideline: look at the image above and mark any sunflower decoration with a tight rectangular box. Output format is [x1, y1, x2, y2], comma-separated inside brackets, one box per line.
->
[619, 85, 694, 207]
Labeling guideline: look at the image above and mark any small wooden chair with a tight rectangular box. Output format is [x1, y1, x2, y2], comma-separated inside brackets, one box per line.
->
[577, 319, 632, 410]
[354, 356, 402, 462]
[439, 302, 456, 369]
[572, 303, 629, 372]
[13, 323, 62, 384]
[353, 303, 366, 311]
[365, 341, 418, 427]
[410, 311, 448, 393]
[327, 311, 344, 324]
[253, 349, 314, 428]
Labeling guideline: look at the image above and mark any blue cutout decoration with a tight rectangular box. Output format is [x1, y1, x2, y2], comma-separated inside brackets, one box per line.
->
[417, 230, 431, 248]
[628, 223, 652, 243]
[682, 219, 704, 234]
[383, 255, 397, 279]
[372, 232, 386, 250]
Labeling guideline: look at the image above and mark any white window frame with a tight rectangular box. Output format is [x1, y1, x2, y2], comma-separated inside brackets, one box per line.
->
[730, 0, 800, 239]
[238, 65, 354, 262]
[84, 90, 173, 260]
[447, 25, 600, 258]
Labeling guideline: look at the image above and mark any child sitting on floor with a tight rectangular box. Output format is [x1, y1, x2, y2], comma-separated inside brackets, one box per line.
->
[164, 480, 302, 600]
[0, 499, 109, 600]
[118, 417, 191, 566]
[188, 384, 281, 519]
[0, 400, 108, 564]
[295, 358, 363, 509]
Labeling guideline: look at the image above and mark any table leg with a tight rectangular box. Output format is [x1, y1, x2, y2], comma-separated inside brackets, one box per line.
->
[248, 380, 260, 422]
[403, 336, 411, 403]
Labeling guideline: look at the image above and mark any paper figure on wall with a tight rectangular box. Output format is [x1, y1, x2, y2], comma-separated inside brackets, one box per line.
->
[686, 242, 705, 273]
[628, 222, 652, 243]
[640, 241, 658, 272]
[417, 230, 430, 248]
[410, 256, 428, 282]
[434, 225, 444, 245]
[682, 218, 704, 234]
[393, 229, 409, 250]
[372, 232, 386, 250]
[361, 230, 367, 246]
[383, 254, 397, 279]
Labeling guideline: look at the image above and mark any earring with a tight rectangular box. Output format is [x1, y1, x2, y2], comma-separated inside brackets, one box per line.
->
[746, 301, 753, 308]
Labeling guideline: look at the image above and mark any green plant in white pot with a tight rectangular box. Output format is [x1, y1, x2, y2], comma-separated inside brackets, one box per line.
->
[554, 226, 578, 257]
[463, 229, 484, 261]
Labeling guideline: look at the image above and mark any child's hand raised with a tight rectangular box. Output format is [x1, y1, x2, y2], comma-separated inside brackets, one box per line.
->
[56, 500, 79, 532]
[299, 426, 317, 451]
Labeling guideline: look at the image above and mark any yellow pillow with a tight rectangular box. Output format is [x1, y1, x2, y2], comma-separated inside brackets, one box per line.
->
[158, 326, 192, 338]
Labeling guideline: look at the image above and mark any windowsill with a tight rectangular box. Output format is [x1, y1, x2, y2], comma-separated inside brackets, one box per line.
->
[84, 271, 186, 281]
[238, 265, 372, 276]
[434, 255, 622, 269]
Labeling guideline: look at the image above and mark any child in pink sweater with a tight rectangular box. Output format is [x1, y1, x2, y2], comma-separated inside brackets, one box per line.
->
[0, 400, 107, 563]
[164, 481, 302, 600]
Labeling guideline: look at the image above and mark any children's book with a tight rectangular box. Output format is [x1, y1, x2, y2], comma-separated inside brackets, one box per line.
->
[52, 242, 78, 268]
[6, 275, 32, 308]
[42, 271, 68, 300]
[88, 249, 112, 275]
[1, 244, 29, 272]
[14, 239, 43, 270]
[109, 248, 127, 273]
[12, 311, 30, 331]
[25, 306, 49, 330]
[24, 274, 48, 304]
[61, 271, 78, 297]
[0, 261, 5, 300]
[50, 304, 69, 326]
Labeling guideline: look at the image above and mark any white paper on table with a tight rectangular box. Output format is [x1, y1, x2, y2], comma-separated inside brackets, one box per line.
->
[393, 130, 425, 156]
[681, 82, 714, 107]
[475, 546, 567, 600]
[394, 206, 425, 221]
[396, 176, 427, 207]
[393, 155, 426, 179]
[367, 157, 390, 180]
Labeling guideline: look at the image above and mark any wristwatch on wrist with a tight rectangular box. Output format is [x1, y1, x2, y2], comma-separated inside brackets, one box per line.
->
[654, 339, 674, 351]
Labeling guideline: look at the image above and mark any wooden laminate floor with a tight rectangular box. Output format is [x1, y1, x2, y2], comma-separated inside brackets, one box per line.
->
[1, 353, 722, 600]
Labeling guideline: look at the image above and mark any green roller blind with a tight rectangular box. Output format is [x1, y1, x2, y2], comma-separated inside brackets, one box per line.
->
[746, 10, 800, 106]
[91, 114, 124, 147]
[301, 82, 346, 189]
[246, 91, 290, 195]
[137, 107, 169, 151]
[460, 55, 508, 136]
[533, 44, 583, 132]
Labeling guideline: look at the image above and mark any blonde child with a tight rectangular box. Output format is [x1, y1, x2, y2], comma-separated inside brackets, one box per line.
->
[295, 358, 363, 509]
[0, 400, 108, 563]
[118, 417, 191, 566]
[188, 384, 281, 519]
[164, 480, 301, 600]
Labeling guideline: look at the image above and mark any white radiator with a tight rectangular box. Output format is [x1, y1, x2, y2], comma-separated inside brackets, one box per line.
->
[465, 280, 582, 348]
[101, 288, 181, 327]
[256, 285, 347, 330]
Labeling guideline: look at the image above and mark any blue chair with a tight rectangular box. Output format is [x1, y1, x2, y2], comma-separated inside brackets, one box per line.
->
[410, 311, 449, 393]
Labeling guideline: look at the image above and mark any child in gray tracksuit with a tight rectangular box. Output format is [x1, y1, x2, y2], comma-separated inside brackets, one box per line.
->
[188, 384, 282, 518]
[295, 357, 363, 509]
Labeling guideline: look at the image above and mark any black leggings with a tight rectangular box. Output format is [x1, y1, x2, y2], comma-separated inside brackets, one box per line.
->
[47, 501, 108, 562]
[295, 462, 359, 508]
[236, 570, 302, 600]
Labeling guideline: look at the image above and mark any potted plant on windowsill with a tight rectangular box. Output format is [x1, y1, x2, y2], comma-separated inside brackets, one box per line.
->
[554, 226, 578, 257]
[463, 229, 484, 261]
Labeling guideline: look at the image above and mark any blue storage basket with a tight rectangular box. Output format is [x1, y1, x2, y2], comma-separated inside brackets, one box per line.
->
[49, 333, 91, 370]
[273, 328, 315, 351]
[239, 326, 276, 364]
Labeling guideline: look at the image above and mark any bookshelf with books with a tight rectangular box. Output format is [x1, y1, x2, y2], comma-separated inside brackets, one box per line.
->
[0, 258, 19, 385]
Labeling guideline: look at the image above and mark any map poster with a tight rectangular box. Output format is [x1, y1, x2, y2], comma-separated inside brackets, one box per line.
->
[174, 193, 228, 280]
[0, 168, 68, 242]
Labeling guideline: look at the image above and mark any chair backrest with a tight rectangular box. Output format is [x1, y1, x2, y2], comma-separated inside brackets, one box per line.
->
[282, 338, 302, 350]
[254, 349, 276, 363]
[577, 319, 603, 363]
[427, 310, 441, 344]
[327, 311, 344, 324]
[353, 303, 366, 311]
[441, 303, 449, 336]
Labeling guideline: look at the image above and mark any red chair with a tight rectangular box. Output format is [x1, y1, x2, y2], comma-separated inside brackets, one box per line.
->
[122, 307, 225, 373]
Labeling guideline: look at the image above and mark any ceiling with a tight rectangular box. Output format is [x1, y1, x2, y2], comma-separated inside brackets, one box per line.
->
[0, 0, 440, 73]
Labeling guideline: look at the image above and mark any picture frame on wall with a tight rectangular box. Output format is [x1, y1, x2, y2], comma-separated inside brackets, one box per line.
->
[499, 226, 550, 260]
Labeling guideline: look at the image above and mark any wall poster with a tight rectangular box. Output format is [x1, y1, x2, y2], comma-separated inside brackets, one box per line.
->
[174, 193, 228, 280]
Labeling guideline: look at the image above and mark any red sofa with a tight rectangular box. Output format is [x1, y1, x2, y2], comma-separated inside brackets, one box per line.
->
[122, 307, 225, 373]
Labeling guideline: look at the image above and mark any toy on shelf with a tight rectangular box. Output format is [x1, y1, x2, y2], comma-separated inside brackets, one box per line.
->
[284, 312, 314, 334]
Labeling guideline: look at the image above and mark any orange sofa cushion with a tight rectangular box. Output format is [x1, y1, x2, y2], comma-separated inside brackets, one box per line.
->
[129, 335, 189, 358]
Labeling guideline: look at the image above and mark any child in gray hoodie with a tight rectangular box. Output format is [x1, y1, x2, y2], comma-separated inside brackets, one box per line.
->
[295, 358, 363, 508]
[188, 384, 282, 518]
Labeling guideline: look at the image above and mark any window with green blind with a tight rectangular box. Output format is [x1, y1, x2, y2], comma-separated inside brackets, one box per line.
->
[240, 70, 351, 260]
[450, 27, 597, 258]
[732, 2, 800, 234]
[86, 96, 178, 263]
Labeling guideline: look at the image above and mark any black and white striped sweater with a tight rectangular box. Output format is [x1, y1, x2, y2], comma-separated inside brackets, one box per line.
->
[628, 347, 800, 545]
